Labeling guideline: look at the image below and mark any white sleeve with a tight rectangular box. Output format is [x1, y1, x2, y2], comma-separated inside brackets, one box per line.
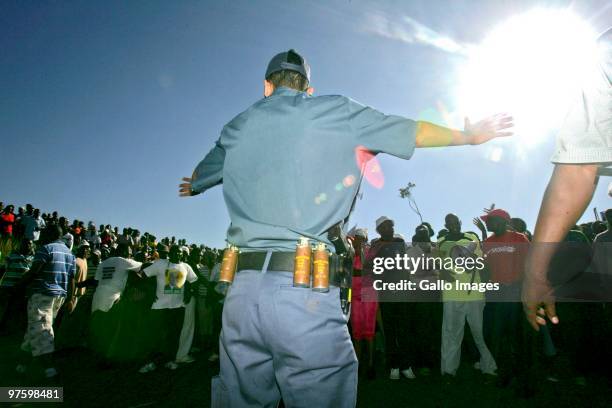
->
[144, 260, 164, 277]
[552, 35, 612, 164]
[185, 264, 198, 283]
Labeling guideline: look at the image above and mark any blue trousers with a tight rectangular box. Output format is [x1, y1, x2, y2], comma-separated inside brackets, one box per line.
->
[213, 268, 357, 408]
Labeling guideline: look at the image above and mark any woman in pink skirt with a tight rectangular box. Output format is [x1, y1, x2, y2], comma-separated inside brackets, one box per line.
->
[349, 229, 378, 379]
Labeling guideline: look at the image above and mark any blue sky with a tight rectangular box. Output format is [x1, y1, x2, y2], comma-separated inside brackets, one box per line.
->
[2, 0, 611, 247]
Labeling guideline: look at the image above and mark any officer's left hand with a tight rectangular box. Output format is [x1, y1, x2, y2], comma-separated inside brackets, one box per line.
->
[464, 114, 514, 145]
[179, 177, 197, 197]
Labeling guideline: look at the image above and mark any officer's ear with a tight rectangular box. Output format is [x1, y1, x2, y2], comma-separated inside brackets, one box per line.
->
[264, 80, 274, 97]
[306, 86, 314, 96]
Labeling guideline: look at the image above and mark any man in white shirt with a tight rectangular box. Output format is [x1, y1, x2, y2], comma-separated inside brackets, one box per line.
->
[139, 244, 197, 373]
[523, 28, 612, 331]
[90, 244, 142, 359]
[22, 209, 45, 242]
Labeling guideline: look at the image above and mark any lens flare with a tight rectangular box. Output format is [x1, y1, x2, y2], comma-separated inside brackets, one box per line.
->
[355, 145, 384, 189]
[343, 174, 356, 187]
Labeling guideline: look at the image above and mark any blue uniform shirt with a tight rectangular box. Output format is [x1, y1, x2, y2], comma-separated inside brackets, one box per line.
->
[30, 240, 76, 297]
[192, 87, 417, 251]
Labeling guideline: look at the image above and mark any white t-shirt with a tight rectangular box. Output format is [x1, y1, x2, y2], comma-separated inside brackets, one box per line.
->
[91, 257, 142, 313]
[23, 215, 45, 241]
[552, 29, 612, 165]
[144, 259, 197, 310]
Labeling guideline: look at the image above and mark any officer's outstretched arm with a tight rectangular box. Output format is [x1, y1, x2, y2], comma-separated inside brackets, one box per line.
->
[179, 141, 226, 197]
[415, 114, 513, 148]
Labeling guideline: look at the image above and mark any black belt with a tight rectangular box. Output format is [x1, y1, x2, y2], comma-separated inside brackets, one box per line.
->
[236, 251, 346, 286]
[237, 251, 296, 273]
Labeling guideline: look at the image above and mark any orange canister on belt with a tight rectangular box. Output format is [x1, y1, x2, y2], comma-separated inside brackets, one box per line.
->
[219, 244, 239, 284]
[312, 242, 330, 292]
[293, 237, 311, 288]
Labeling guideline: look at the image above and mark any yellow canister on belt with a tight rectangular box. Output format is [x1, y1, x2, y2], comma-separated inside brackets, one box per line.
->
[293, 237, 311, 288]
[312, 243, 330, 292]
[219, 245, 239, 284]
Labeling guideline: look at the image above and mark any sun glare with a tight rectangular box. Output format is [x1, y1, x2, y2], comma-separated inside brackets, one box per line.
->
[456, 9, 599, 148]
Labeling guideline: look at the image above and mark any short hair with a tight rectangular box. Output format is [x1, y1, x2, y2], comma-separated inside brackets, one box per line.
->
[266, 53, 308, 92]
[266, 69, 309, 92]
[44, 224, 63, 242]
[266, 49, 309, 91]
[510, 217, 527, 233]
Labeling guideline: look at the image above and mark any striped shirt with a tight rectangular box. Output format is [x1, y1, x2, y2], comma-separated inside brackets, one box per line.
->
[30, 240, 76, 297]
[0, 253, 33, 288]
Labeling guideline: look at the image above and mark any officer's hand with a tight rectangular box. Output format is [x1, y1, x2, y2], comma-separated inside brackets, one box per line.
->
[179, 177, 197, 197]
[464, 114, 514, 145]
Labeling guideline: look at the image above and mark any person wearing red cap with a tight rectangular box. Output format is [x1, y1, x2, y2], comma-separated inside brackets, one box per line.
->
[478, 209, 534, 397]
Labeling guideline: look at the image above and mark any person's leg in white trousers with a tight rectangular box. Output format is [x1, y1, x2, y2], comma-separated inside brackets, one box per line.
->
[176, 298, 196, 362]
[465, 300, 497, 375]
[441, 301, 465, 375]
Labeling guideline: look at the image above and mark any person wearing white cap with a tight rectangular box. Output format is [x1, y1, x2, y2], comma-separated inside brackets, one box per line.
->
[366, 217, 417, 380]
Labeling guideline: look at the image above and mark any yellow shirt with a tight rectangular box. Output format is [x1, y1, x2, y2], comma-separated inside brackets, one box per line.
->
[437, 233, 484, 302]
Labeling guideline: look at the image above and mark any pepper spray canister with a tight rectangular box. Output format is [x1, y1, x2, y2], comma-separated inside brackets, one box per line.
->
[219, 245, 239, 284]
[293, 237, 312, 288]
[312, 243, 330, 292]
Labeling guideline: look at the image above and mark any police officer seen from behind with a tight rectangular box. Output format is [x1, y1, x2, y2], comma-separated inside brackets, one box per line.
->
[180, 49, 513, 407]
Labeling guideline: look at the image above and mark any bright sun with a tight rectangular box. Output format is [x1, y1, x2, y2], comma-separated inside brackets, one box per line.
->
[456, 9, 599, 148]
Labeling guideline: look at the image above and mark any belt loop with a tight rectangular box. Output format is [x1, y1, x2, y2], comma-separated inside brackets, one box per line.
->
[261, 250, 272, 274]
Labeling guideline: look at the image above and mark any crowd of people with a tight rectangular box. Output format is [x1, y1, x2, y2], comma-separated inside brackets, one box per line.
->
[0, 201, 225, 381]
[347, 207, 612, 398]
[1, 200, 611, 400]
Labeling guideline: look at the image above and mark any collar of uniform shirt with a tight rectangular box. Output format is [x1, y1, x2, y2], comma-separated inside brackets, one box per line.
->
[270, 86, 307, 97]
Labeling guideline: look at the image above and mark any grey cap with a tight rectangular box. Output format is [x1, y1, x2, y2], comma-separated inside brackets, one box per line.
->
[265, 49, 310, 82]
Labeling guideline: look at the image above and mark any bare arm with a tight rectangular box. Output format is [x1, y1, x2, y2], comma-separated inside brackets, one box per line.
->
[415, 115, 513, 148]
[523, 163, 599, 330]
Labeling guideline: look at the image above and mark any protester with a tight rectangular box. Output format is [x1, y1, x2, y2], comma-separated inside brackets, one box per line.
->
[90, 244, 142, 361]
[0, 239, 34, 331]
[1, 205, 16, 237]
[17, 224, 76, 379]
[438, 214, 497, 380]
[366, 216, 416, 380]
[23, 209, 45, 242]
[56, 242, 92, 350]
[139, 245, 197, 373]
[175, 247, 198, 364]
[409, 227, 442, 374]
[349, 228, 377, 379]
[477, 209, 534, 396]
